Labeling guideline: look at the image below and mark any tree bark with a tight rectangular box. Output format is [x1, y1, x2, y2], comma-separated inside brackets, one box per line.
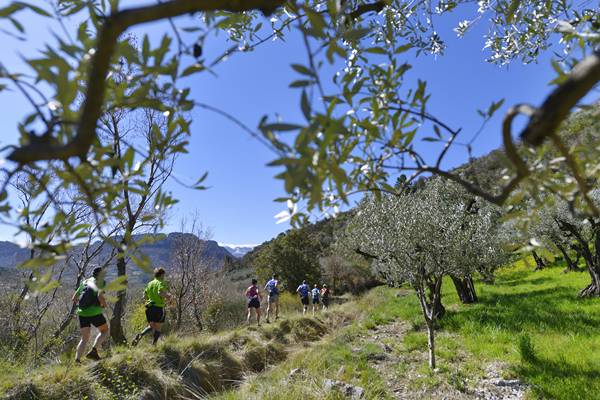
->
[110, 250, 128, 344]
[427, 282, 445, 319]
[451, 275, 478, 304]
[426, 318, 436, 370]
[556, 218, 600, 297]
[555, 243, 580, 273]
[531, 250, 546, 271]
[580, 224, 600, 297]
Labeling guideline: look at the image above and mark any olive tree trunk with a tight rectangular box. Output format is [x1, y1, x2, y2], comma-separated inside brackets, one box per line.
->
[556, 218, 600, 297]
[416, 276, 443, 370]
[531, 251, 546, 271]
[451, 275, 478, 304]
[555, 243, 580, 273]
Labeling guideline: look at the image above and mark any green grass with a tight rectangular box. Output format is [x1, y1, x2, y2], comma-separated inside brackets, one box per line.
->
[211, 258, 600, 399]
[4, 259, 600, 399]
[384, 257, 600, 399]
[435, 259, 600, 399]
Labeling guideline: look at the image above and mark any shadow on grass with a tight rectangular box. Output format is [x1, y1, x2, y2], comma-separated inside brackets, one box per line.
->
[516, 356, 600, 399]
[441, 285, 600, 335]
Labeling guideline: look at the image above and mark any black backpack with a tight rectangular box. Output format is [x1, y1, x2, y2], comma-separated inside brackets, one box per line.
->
[78, 281, 100, 309]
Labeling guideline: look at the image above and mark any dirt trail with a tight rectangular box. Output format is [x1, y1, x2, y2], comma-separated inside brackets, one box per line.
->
[357, 320, 528, 400]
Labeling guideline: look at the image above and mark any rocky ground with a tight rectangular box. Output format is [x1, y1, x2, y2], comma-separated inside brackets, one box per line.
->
[356, 321, 528, 399]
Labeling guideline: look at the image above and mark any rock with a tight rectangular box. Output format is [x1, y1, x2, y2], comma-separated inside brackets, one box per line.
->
[382, 343, 393, 353]
[493, 379, 523, 387]
[323, 379, 365, 399]
[288, 368, 304, 379]
[367, 352, 387, 361]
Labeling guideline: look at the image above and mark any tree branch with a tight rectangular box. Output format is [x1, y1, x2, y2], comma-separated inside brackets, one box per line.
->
[520, 49, 600, 146]
[7, 0, 285, 164]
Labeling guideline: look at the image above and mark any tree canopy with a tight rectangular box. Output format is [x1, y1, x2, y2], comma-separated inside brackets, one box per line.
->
[0, 0, 598, 289]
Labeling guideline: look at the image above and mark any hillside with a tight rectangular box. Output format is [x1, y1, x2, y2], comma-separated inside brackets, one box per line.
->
[3, 258, 598, 399]
[0, 233, 235, 287]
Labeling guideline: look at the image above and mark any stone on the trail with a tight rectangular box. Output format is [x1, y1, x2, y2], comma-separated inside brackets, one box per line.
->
[366, 352, 387, 361]
[289, 368, 304, 379]
[323, 379, 365, 399]
[493, 379, 523, 387]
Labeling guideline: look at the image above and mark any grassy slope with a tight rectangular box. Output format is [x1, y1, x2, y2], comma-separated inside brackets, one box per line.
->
[4, 260, 600, 399]
[1, 296, 349, 400]
[213, 259, 600, 400]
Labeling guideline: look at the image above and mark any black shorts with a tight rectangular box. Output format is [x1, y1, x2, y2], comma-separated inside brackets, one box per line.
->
[312, 297, 320, 304]
[300, 296, 309, 305]
[322, 297, 330, 307]
[79, 314, 107, 328]
[146, 305, 166, 323]
[248, 298, 260, 308]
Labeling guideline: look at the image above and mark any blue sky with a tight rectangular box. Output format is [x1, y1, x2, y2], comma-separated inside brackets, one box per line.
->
[0, 3, 578, 246]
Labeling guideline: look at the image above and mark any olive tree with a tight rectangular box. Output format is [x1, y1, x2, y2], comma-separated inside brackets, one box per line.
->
[0, 0, 598, 290]
[529, 193, 600, 296]
[347, 178, 506, 369]
[528, 199, 582, 273]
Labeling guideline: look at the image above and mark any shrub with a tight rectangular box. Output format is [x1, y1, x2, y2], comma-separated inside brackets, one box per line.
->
[277, 291, 301, 315]
[204, 297, 246, 332]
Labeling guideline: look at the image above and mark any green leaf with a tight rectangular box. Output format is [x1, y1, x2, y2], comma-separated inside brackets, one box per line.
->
[365, 47, 387, 54]
[262, 123, 303, 132]
[181, 63, 205, 77]
[0, 3, 24, 18]
[301, 90, 311, 121]
[142, 35, 150, 63]
[395, 43, 413, 54]
[343, 27, 371, 42]
[291, 64, 315, 77]
[487, 98, 505, 117]
[289, 79, 313, 88]
[305, 8, 327, 37]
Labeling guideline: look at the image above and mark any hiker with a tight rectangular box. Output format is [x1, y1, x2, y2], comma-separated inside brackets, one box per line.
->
[311, 284, 320, 315]
[296, 280, 310, 315]
[72, 267, 109, 363]
[132, 267, 171, 346]
[245, 278, 262, 326]
[264, 273, 280, 323]
[321, 284, 331, 310]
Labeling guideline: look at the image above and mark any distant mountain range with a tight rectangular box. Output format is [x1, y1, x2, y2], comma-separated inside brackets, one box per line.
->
[0, 233, 240, 286]
[219, 244, 257, 258]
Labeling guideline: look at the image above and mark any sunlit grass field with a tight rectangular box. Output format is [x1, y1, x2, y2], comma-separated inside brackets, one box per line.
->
[3, 258, 599, 399]
[214, 258, 600, 399]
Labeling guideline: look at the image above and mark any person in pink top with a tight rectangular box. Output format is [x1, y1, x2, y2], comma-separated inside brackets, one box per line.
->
[244, 278, 262, 326]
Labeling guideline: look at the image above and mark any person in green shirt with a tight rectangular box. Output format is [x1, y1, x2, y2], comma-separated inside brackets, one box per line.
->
[132, 267, 171, 346]
[71, 267, 108, 363]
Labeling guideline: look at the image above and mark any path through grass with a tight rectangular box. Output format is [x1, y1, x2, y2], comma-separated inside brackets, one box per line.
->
[214, 259, 600, 399]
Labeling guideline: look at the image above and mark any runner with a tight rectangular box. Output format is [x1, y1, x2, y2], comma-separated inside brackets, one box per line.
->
[321, 284, 331, 310]
[245, 278, 262, 326]
[296, 280, 310, 315]
[311, 284, 320, 316]
[264, 273, 280, 323]
[132, 267, 171, 346]
[72, 267, 108, 363]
